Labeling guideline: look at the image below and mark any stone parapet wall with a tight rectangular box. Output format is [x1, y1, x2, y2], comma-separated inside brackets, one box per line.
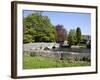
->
[24, 50, 90, 61]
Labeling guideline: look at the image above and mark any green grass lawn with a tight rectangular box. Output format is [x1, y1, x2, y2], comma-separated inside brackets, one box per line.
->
[23, 55, 90, 69]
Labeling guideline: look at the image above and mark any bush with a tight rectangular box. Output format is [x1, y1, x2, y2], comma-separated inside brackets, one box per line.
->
[87, 43, 91, 48]
[86, 40, 91, 48]
[75, 57, 80, 61]
[30, 52, 37, 57]
[81, 56, 90, 62]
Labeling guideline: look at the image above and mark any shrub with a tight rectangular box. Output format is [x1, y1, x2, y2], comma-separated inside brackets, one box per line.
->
[82, 56, 90, 62]
[75, 57, 80, 61]
[30, 52, 37, 57]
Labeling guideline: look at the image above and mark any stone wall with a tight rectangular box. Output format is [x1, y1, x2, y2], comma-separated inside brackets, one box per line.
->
[24, 43, 90, 61]
[24, 50, 90, 61]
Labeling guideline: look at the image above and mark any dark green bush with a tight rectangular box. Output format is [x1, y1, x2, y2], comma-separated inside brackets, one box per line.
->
[82, 56, 90, 62]
[30, 52, 37, 57]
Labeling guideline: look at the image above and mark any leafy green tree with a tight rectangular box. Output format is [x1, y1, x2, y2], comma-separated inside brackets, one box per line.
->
[67, 29, 76, 47]
[76, 27, 81, 44]
[23, 13, 56, 43]
[23, 34, 33, 43]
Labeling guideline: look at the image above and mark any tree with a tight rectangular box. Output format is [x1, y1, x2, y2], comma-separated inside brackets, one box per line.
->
[76, 27, 81, 44]
[23, 13, 56, 43]
[67, 29, 76, 47]
[56, 24, 67, 43]
[23, 34, 33, 43]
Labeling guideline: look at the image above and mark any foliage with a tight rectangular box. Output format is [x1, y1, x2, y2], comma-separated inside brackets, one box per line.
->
[87, 40, 91, 48]
[67, 29, 77, 47]
[23, 34, 33, 43]
[23, 13, 56, 43]
[56, 24, 67, 42]
[30, 52, 37, 57]
[76, 27, 81, 44]
[81, 35, 87, 40]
